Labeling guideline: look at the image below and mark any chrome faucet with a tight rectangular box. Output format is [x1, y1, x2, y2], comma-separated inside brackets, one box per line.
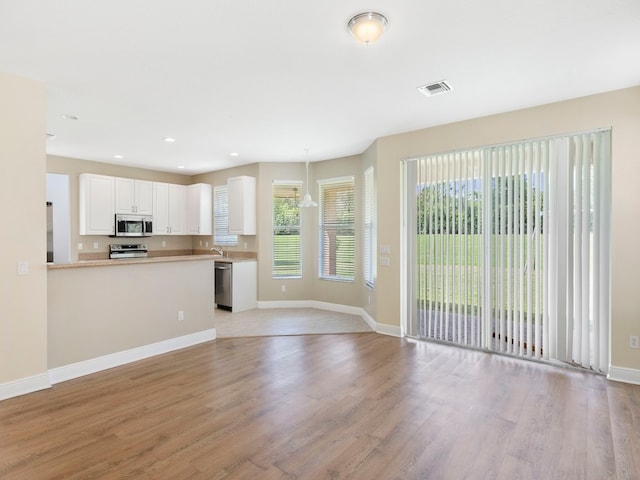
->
[210, 247, 223, 256]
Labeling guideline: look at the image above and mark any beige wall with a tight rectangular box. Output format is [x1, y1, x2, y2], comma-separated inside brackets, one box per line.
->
[0, 72, 47, 384]
[47, 155, 194, 260]
[48, 259, 214, 367]
[5, 65, 635, 389]
[375, 86, 640, 371]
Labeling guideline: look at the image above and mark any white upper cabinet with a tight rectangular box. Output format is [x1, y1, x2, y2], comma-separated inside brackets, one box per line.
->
[228, 175, 256, 235]
[79, 173, 115, 235]
[187, 183, 212, 235]
[168, 184, 187, 235]
[153, 182, 187, 235]
[115, 177, 153, 215]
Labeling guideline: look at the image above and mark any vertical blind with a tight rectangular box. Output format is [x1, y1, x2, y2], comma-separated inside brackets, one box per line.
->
[364, 167, 376, 288]
[213, 186, 237, 246]
[272, 181, 302, 278]
[405, 130, 611, 373]
[319, 177, 355, 281]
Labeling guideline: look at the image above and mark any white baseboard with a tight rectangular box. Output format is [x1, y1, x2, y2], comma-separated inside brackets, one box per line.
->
[48, 328, 216, 385]
[257, 300, 313, 309]
[0, 373, 51, 401]
[257, 300, 401, 338]
[608, 365, 640, 385]
[376, 323, 402, 337]
[360, 309, 377, 331]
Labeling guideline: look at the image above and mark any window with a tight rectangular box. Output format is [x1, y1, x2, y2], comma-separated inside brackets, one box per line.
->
[364, 166, 376, 288]
[319, 177, 355, 281]
[272, 181, 302, 278]
[213, 185, 237, 246]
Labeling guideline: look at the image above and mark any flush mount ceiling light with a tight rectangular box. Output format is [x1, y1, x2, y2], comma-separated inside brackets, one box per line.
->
[113, 154, 124, 159]
[163, 137, 176, 143]
[347, 12, 388, 45]
[298, 149, 317, 208]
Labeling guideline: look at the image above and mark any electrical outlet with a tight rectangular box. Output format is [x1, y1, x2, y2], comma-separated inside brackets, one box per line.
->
[281, 285, 286, 292]
[78, 242, 83, 250]
[93, 242, 99, 249]
[162, 240, 166, 247]
[199, 241, 202, 247]
[244, 242, 247, 249]
[178, 310, 184, 321]
[630, 336, 639, 349]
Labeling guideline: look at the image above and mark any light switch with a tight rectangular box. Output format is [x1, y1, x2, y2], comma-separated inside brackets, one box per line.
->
[17, 260, 28, 276]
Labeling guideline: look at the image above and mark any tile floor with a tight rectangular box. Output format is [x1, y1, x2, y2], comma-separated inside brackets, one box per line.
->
[213, 307, 374, 338]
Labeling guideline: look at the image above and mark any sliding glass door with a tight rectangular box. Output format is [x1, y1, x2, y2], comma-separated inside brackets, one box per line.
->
[403, 130, 611, 373]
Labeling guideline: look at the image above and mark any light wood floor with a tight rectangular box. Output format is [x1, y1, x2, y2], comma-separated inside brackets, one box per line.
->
[1, 334, 639, 479]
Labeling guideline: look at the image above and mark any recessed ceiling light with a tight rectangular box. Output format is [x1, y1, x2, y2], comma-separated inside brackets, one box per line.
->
[113, 154, 124, 159]
[60, 114, 78, 120]
[230, 152, 239, 157]
[163, 137, 176, 143]
[177, 165, 185, 169]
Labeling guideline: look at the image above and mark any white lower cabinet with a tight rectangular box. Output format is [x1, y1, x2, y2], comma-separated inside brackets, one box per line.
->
[215, 260, 257, 313]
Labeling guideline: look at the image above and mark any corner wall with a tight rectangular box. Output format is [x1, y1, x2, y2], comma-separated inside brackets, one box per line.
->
[0, 72, 48, 392]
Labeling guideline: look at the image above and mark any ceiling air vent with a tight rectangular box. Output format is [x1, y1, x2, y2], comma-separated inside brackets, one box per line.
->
[417, 80, 453, 97]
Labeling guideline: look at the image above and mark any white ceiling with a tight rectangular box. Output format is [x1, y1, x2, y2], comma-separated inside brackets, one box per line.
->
[1, 0, 639, 174]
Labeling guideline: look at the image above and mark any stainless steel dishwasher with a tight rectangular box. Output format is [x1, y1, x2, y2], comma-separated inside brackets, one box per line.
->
[214, 262, 232, 310]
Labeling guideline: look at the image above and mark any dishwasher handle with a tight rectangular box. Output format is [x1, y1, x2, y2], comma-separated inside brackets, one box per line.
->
[215, 264, 231, 270]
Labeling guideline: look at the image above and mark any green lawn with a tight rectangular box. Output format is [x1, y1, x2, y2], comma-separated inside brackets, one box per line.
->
[416, 234, 543, 318]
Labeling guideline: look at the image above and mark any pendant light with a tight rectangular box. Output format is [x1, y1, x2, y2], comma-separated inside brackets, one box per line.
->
[298, 149, 317, 208]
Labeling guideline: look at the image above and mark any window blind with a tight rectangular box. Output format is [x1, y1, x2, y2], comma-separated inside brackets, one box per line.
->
[364, 167, 376, 288]
[213, 186, 237, 246]
[404, 130, 611, 373]
[319, 177, 355, 281]
[272, 181, 302, 278]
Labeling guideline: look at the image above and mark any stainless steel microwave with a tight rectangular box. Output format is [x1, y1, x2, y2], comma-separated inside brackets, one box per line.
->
[114, 214, 153, 237]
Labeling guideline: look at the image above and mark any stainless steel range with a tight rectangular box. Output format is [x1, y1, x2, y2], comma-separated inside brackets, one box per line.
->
[109, 244, 148, 259]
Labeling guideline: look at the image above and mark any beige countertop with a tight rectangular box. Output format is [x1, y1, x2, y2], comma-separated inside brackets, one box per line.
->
[47, 254, 255, 270]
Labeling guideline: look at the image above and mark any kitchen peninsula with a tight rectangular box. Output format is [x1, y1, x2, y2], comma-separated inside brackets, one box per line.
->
[47, 254, 216, 382]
